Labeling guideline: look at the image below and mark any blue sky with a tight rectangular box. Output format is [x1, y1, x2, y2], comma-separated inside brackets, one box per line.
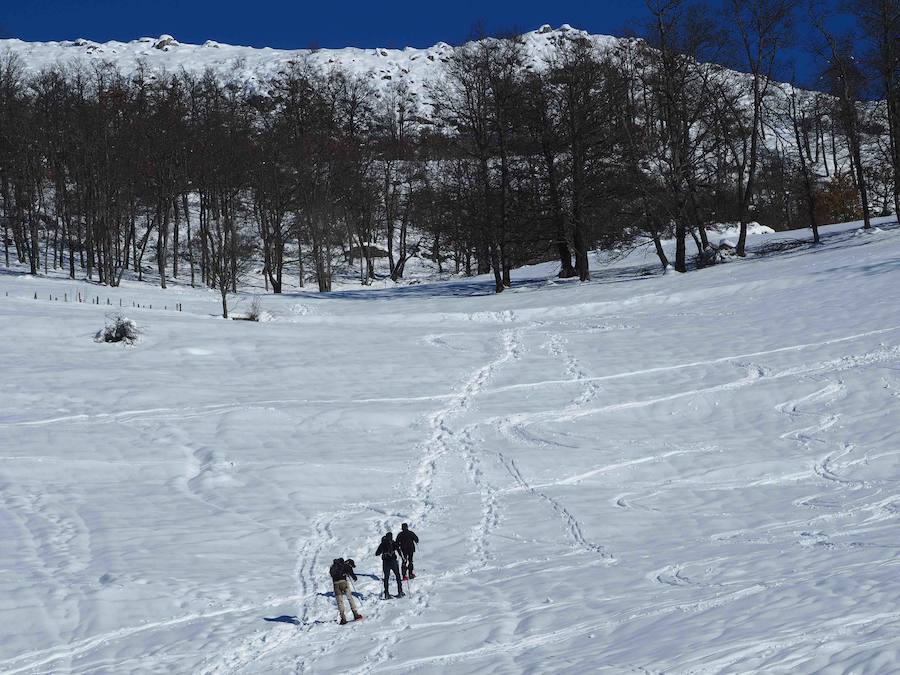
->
[1, 1, 650, 48]
[2, 0, 849, 86]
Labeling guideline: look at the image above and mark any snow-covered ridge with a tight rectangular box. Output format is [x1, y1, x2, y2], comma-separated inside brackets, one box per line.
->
[0, 26, 620, 106]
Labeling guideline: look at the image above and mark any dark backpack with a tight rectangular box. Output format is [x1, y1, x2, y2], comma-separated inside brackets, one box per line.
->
[329, 560, 346, 582]
[379, 538, 397, 561]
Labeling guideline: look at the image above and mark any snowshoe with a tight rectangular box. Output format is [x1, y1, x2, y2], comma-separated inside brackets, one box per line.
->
[396, 591, 405, 598]
[402, 576, 409, 581]
[339, 618, 348, 625]
[409, 573, 416, 579]
[383, 591, 391, 600]
[353, 614, 364, 622]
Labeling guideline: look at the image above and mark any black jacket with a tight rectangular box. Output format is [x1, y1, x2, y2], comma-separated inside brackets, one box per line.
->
[375, 535, 399, 560]
[396, 529, 419, 554]
[329, 559, 357, 583]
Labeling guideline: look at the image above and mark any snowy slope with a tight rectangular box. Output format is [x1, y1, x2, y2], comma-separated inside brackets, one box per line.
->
[0, 26, 618, 113]
[2, 218, 900, 674]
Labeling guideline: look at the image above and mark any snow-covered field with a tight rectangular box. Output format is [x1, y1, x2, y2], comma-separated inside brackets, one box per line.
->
[2, 218, 900, 674]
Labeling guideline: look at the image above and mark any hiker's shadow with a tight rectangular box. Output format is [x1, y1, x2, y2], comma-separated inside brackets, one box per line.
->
[263, 615, 301, 625]
[317, 591, 365, 600]
[263, 616, 328, 629]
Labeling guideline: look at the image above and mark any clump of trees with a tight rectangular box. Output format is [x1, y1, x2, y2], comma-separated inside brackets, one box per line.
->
[1, 0, 897, 301]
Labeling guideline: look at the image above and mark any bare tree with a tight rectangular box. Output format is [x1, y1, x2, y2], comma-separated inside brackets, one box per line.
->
[642, 0, 724, 272]
[780, 83, 822, 241]
[724, 0, 794, 256]
[848, 0, 900, 218]
[815, 19, 873, 228]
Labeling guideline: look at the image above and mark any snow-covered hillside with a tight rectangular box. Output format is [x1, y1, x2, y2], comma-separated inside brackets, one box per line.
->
[0, 26, 618, 112]
[2, 218, 900, 673]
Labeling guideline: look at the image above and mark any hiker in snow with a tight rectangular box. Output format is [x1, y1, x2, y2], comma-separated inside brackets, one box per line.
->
[396, 523, 419, 580]
[375, 532, 404, 598]
[329, 557, 363, 625]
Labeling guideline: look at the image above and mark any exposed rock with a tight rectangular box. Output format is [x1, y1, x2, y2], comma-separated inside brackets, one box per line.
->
[153, 34, 179, 50]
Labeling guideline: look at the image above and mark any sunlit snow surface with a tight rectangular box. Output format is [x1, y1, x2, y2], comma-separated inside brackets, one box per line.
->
[0, 26, 619, 118]
[2, 219, 900, 674]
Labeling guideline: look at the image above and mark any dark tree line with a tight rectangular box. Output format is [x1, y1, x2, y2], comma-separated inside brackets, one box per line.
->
[1, 0, 897, 308]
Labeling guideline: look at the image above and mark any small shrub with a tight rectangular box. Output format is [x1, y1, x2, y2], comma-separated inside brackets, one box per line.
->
[95, 315, 140, 344]
[247, 296, 262, 322]
[233, 296, 262, 322]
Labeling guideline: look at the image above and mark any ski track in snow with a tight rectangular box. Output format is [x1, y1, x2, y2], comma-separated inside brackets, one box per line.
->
[405, 326, 524, 533]
[226, 319, 899, 672]
[199, 326, 529, 673]
[356, 327, 527, 673]
[682, 609, 900, 674]
[0, 395, 458, 430]
[387, 581, 776, 671]
[495, 451, 612, 560]
[494, 344, 900, 430]
[492, 327, 621, 560]
[482, 322, 900, 397]
[0, 594, 306, 675]
[711, 364, 898, 552]
[6, 325, 898, 432]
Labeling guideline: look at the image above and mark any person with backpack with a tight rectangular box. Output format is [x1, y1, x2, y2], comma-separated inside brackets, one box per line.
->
[375, 532, 404, 599]
[329, 557, 363, 625]
[395, 523, 419, 580]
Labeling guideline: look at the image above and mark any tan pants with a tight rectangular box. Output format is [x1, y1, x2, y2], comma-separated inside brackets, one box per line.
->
[334, 580, 359, 622]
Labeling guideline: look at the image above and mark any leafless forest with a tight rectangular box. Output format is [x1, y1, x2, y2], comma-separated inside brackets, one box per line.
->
[1, 0, 897, 313]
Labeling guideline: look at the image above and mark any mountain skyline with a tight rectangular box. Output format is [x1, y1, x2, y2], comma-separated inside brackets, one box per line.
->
[1, 0, 854, 88]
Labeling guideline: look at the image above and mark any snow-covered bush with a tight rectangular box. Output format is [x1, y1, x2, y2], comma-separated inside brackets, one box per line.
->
[246, 296, 262, 322]
[232, 296, 263, 322]
[95, 315, 140, 344]
[695, 242, 737, 268]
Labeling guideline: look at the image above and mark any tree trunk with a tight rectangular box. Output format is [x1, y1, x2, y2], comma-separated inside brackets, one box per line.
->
[172, 195, 180, 279]
[675, 222, 687, 273]
[651, 229, 669, 269]
[183, 193, 195, 287]
[543, 147, 575, 278]
[157, 200, 168, 288]
[490, 242, 504, 294]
